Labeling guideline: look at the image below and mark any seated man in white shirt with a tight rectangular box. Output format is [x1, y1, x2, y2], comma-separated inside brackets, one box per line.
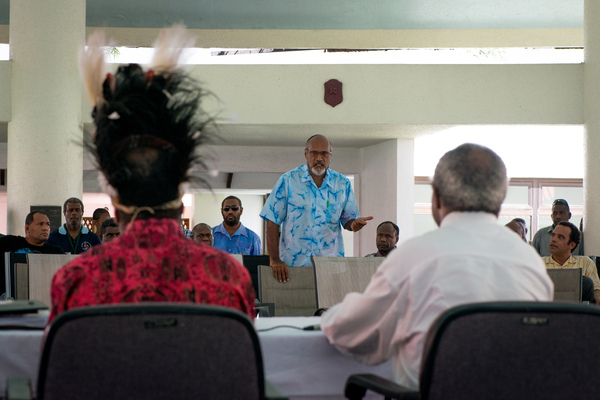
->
[321, 143, 554, 391]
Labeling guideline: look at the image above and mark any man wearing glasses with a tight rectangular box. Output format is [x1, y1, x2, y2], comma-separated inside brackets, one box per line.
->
[532, 199, 584, 256]
[261, 134, 373, 282]
[212, 196, 261, 255]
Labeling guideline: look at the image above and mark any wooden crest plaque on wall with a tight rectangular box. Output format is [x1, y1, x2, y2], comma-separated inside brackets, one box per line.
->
[324, 79, 343, 107]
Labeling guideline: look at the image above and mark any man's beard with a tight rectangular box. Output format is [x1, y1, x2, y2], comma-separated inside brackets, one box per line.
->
[225, 218, 239, 227]
[310, 163, 327, 176]
[67, 219, 81, 231]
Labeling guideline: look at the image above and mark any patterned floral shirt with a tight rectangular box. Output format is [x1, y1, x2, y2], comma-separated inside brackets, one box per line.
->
[49, 218, 256, 323]
[260, 164, 360, 267]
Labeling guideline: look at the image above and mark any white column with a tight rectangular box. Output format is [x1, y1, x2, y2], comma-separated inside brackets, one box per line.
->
[358, 139, 414, 256]
[584, 0, 600, 255]
[8, 0, 85, 234]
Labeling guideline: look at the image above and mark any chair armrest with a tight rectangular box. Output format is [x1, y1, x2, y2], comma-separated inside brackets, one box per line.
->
[344, 373, 419, 400]
[265, 379, 287, 400]
[6, 377, 32, 400]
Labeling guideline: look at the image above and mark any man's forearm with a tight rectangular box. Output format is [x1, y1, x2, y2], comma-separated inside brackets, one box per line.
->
[266, 220, 281, 261]
[344, 219, 355, 231]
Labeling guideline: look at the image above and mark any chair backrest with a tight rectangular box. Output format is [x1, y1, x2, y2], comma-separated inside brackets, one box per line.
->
[420, 301, 600, 400]
[38, 304, 265, 400]
[258, 265, 317, 316]
[229, 253, 244, 264]
[311, 257, 383, 308]
[243, 255, 271, 301]
[546, 268, 582, 302]
[8, 254, 77, 303]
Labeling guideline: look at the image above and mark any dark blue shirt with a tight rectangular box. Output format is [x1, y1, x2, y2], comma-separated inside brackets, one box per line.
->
[46, 224, 101, 254]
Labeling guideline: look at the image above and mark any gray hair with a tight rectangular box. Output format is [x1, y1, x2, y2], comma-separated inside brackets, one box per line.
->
[432, 143, 507, 215]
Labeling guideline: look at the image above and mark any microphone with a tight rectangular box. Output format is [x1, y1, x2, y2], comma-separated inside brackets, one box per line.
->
[303, 324, 321, 331]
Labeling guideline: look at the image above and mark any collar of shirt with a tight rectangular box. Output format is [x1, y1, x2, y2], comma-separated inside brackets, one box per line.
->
[440, 211, 497, 228]
[58, 224, 90, 235]
[120, 218, 185, 248]
[546, 255, 577, 267]
[214, 222, 248, 238]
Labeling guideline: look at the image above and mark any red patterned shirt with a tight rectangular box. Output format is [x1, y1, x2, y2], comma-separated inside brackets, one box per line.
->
[49, 218, 255, 323]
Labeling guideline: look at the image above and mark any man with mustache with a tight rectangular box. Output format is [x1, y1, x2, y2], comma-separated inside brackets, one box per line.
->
[0, 211, 64, 297]
[261, 134, 373, 282]
[543, 221, 600, 304]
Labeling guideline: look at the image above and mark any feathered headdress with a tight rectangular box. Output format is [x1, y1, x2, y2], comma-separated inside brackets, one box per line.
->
[80, 25, 212, 215]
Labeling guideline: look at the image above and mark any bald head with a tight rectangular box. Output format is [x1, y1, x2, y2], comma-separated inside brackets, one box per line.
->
[505, 220, 526, 241]
[192, 223, 213, 246]
[306, 134, 331, 150]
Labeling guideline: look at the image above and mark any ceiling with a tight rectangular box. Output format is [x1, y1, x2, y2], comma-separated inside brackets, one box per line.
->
[0, 0, 585, 149]
[0, 0, 584, 30]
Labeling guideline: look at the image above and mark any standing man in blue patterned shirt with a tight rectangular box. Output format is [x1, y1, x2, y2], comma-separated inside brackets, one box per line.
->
[213, 196, 262, 255]
[260, 135, 373, 282]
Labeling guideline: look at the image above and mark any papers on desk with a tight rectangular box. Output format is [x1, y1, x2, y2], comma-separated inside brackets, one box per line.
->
[0, 300, 49, 329]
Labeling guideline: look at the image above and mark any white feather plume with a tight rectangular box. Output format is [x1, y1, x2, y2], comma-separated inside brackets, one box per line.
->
[80, 31, 107, 108]
[150, 24, 195, 74]
[97, 171, 118, 198]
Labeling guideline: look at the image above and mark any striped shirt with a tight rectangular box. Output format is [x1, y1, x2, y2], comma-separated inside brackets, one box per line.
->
[543, 255, 600, 290]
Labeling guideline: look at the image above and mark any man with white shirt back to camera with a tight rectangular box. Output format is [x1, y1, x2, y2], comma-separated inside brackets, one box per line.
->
[321, 143, 553, 391]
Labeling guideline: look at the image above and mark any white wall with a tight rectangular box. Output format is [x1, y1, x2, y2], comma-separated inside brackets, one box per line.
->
[359, 139, 414, 255]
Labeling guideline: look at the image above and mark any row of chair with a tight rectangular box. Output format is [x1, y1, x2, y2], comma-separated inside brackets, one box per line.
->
[256, 257, 384, 316]
[254, 257, 584, 316]
[5, 253, 384, 317]
[6, 253, 586, 318]
[9, 301, 599, 399]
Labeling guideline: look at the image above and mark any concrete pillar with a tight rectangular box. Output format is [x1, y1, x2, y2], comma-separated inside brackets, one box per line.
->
[358, 139, 414, 256]
[584, 0, 600, 255]
[8, 0, 85, 234]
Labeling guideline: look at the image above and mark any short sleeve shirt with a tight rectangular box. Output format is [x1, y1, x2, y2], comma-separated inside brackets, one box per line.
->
[212, 223, 261, 255]
[260, 164, 359, 267]
[543, 255, 600, 290]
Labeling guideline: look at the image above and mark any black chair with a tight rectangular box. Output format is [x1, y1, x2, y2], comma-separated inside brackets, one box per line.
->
[243, 255, 271, 301]
[345, 301, 600, 400]
[7, 303, 286, 400]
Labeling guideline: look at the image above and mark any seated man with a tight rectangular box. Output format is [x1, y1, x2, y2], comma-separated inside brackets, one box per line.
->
[543, 221, 600, 304]
[212, 196, 261, 255]
[532, 199, 583, 256]
[49, 26, 255, 323]
[100, 218, 120, 243]
[0, 211, 64, 255]
[0, 211, 64, 295]
[321, 143, 553, 390]
[505, 218, 528, 242]
[191, 223, 213, 246]
[365, 221, 399, 257]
